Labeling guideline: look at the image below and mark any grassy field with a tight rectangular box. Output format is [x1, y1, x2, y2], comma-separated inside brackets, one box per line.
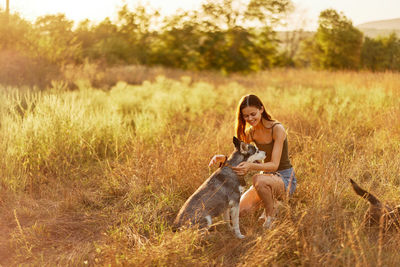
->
[0, 68, 399, 266]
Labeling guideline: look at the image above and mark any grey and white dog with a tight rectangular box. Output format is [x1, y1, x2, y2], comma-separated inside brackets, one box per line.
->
[173, 136, 266, 238]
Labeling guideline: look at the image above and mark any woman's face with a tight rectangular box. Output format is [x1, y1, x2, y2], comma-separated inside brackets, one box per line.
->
[242, 106, 264, 127]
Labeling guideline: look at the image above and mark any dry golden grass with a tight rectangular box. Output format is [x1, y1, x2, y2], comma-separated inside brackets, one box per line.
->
[0, 68, 399, 266]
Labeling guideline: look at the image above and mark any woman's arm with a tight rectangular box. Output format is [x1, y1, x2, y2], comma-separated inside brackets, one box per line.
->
[208, 154, 226, 167]
[265, 124, 286, 171]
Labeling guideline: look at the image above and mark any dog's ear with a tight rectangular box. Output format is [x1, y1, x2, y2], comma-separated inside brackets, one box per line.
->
[240, 142, 249, 154]
[233, 136, 241, 150]
[233, 136, 249, 153]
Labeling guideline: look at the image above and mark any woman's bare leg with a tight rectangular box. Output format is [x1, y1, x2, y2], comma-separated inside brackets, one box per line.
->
[253, 174, 285, 227]
[239, 186, 262, 217]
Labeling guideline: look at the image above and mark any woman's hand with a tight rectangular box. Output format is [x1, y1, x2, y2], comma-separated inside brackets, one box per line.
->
[232, 162, 252, 176]
[208, 155, 226, 167]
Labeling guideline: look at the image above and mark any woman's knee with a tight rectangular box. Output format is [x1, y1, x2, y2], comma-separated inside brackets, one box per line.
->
[253, 176, 271, 193]
[253, 174, 285, 197]
[252, 174, 265, 186]
[252, 174, 272, 188]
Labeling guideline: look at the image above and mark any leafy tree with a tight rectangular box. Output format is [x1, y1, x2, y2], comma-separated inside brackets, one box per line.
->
[0, 0, 299, 83]
[381, 33, 400, 71]
[0, 11, 35, 52]
[75, 5, 159, 65]
[251, 26, 279, 69]
[89, 18, 130, 64]
[152, 11, 203, 69]
[246, 0, 292, 26]
[116, 5, 159, 64]
[200, 26, 262, 72]
[313, 9, 363, 70]
[73, 19, 96, 63]
[361, 36, 384, 71]
[198, 0, 261, 72]
[197, 0, 291, 72]
[293, 35, 318, 68]
[149, 0, 290, 72]
[361, 33, 400, 71]
[0, 11, 62, 87]
[34, 14, 81, 65]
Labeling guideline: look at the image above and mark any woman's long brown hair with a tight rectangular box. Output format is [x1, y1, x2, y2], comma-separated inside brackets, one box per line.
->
[235, 94, 274, 142]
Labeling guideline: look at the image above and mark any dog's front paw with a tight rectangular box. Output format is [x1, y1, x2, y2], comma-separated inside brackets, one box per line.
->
[233, 228, 245, 239]
[235, 232, 245, 239]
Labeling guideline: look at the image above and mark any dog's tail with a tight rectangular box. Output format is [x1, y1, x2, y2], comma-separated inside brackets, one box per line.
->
[350, 179, 380, 205]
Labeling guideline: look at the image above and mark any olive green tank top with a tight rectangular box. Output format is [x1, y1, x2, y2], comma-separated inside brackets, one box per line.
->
[250, 122, 292, 171]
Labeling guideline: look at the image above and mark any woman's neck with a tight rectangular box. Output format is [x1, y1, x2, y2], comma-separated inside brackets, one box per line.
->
[253, 118, 270, 131]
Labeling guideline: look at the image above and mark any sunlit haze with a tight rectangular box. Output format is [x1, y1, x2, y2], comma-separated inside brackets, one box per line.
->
[2, 0, 400, 30]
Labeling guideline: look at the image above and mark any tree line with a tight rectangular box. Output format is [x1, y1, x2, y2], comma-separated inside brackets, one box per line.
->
[0, 0, 399, 87]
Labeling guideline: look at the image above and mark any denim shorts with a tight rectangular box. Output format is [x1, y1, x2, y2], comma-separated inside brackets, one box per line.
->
[263, 167, 297, 195]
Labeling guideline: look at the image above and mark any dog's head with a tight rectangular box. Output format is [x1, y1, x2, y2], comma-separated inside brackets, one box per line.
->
[233, 136, 266, 163]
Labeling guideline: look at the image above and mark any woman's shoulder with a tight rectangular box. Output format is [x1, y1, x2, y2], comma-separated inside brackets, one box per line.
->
[271, 121, 287, 138]
[262, 119, 283, 129]
[272, 121, 285, 129]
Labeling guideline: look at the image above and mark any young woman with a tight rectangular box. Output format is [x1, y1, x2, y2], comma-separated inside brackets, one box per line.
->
[209, 94, 297, 228]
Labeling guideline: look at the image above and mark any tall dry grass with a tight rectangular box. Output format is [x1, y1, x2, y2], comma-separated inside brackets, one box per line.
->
[0, 68, 399, 266]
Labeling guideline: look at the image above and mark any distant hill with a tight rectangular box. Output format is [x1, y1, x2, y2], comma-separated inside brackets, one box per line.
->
[357, 18, 400, 38]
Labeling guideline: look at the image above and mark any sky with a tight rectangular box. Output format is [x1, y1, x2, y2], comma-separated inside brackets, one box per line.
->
[1, 0, 400, 30]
